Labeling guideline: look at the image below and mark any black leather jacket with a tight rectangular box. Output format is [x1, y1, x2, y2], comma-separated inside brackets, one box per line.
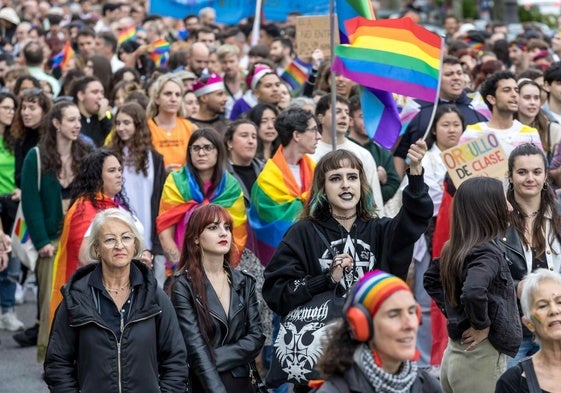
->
[44, 260, 188, 393]
[171, 267, 264, 393]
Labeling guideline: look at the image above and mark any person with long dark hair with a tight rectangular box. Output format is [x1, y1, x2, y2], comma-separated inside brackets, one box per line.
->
[157, 128, 246, 270]
[424, 177, 522, 393]
[106, 102, 167, 287]
[171, 204, 264, 393]
[49, 150, 135, 325]
[262, 143, 432, 391]
[19, 101, 92, 357]
[499, 143, 561, 367]
[246, 103, 280, 161]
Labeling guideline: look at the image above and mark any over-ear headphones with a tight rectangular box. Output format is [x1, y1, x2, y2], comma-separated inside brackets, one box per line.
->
[344, 294, 422, 342]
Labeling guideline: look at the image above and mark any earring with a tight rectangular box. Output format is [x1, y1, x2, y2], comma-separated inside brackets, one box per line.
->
[527, 321, 534, 329]
[508, 183, 514, 191]
[543, 182, 549, 191]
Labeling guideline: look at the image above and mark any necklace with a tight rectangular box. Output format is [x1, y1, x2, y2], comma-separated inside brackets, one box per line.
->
[520, 210, 539, 218]
[103, 280, 131, 296]
[332, 212, 358, 220]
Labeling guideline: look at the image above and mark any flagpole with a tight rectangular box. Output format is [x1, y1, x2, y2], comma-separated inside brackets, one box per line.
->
[250, 0, 263, 47]
[330, 0, 337, 151]
[421, 36, 445, 143]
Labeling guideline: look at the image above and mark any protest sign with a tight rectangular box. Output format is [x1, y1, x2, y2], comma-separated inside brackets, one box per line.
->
[296, 15, 339, 58]
[441, 132, 508, 188]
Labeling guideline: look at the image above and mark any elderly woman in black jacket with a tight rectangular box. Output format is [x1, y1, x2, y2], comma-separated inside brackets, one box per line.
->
[171, 204, 264, 393]
[44, 208, 188, 393]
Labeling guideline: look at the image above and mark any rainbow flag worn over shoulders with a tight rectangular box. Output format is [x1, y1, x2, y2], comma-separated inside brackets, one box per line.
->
[118, 25, 136, 45]
[281, 58, 312, 91]
[156, 167, 247, 260]
[150, 38, 170, 67]
[333, 17, 442, 103]
[248, 146, 315, 265]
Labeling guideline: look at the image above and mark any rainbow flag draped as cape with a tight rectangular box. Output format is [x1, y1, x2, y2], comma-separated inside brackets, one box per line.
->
[248, 146, 315, 265]
[281, 58, 312, 91]
[335, 0, 402, 150]
[51, 40, 75, 70]
[150, 39, 170, 67]
[156, 167, 246, 259]
[49, 195, 119, 325]
[118, 25, 136, 45]
[333, 17, 442, 103]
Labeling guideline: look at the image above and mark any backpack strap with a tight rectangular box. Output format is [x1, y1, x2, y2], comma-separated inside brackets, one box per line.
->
[520, 357, 541, 393]
[312, 222, 338, 259]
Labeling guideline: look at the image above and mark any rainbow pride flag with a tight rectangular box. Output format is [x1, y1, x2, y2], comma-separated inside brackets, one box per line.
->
[336, 0, 375, 44]
[333, 17, 442, 102]
[150, 39, 170, 67]
[51, 41, 75, 70]
[335, 0, 403, 150]
[248, 146, 315, 265]
[157, 167, 246, 261]
[281, 58, 312, 91]
[13, 215, 30, 243]
[118, 25, 136, 45]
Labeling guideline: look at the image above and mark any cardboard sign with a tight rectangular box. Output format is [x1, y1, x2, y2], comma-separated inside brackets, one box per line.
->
[296, 15, 339, 58]
[441, 133, 508, 188]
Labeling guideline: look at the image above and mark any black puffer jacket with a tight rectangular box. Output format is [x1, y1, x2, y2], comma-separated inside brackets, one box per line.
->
[171, 267, 264, 393]
[44, 260, 188, 393]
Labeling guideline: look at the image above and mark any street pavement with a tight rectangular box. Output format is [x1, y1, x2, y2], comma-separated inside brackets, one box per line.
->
[0, 288, 48, 392]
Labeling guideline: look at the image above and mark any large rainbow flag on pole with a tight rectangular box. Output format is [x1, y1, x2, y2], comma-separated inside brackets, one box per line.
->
[335, 0, 401, 150]
[333, 17, 442, 102]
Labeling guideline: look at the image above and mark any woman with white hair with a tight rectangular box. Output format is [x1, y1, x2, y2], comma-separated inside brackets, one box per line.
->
[45, 208, 188, 392]
[495, 268, 561, 393]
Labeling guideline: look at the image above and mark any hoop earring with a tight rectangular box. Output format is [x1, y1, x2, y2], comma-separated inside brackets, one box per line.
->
[508, 183, 514, 191]
[543, 182, 549, 191]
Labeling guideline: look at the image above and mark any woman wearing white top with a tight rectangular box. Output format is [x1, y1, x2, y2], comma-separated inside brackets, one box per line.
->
[106, 102, 167, 287]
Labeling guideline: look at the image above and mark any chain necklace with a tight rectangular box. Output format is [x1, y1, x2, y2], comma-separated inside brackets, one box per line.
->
[103, 280, 131, 296]
[332, 212, 358, 221]
[520, 210, 539, 218]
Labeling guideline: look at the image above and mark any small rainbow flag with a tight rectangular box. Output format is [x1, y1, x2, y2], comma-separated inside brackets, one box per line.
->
[281, 58, 311, 91]
[465, 38, 484, 52]
[150, 39, 170, 67]
[333, 17, 442, 103]
[51, 41, 75, 70]
[13, 216, 30, 243]
[118, 25, 136, 45]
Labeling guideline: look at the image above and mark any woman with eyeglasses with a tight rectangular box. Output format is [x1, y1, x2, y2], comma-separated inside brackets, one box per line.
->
[157, 128, 246, 272]
[18, 101, 92, 358]
[49, 149, 138, 326]
[45, 208, 188, 392]
[105, 102, 168, 286]
[147, 73, 198, 173]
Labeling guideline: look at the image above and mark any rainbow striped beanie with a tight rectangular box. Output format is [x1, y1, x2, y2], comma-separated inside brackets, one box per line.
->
[351, 270, 412, 317]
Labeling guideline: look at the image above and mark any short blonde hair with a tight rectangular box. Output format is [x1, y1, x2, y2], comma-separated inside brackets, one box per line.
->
[88, 208, 144, 260]
[216, 44, 240, 60]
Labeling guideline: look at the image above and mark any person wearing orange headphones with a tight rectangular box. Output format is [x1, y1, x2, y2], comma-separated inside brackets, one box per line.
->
[424, 177, 523, 393]
[313, 270, 441, 393]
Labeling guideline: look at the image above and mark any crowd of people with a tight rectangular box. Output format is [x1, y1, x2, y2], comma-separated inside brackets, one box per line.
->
[0, 0, 560, 392]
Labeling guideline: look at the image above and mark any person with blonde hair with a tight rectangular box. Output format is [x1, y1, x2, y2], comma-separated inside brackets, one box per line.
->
[147, 73, 197, 172]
